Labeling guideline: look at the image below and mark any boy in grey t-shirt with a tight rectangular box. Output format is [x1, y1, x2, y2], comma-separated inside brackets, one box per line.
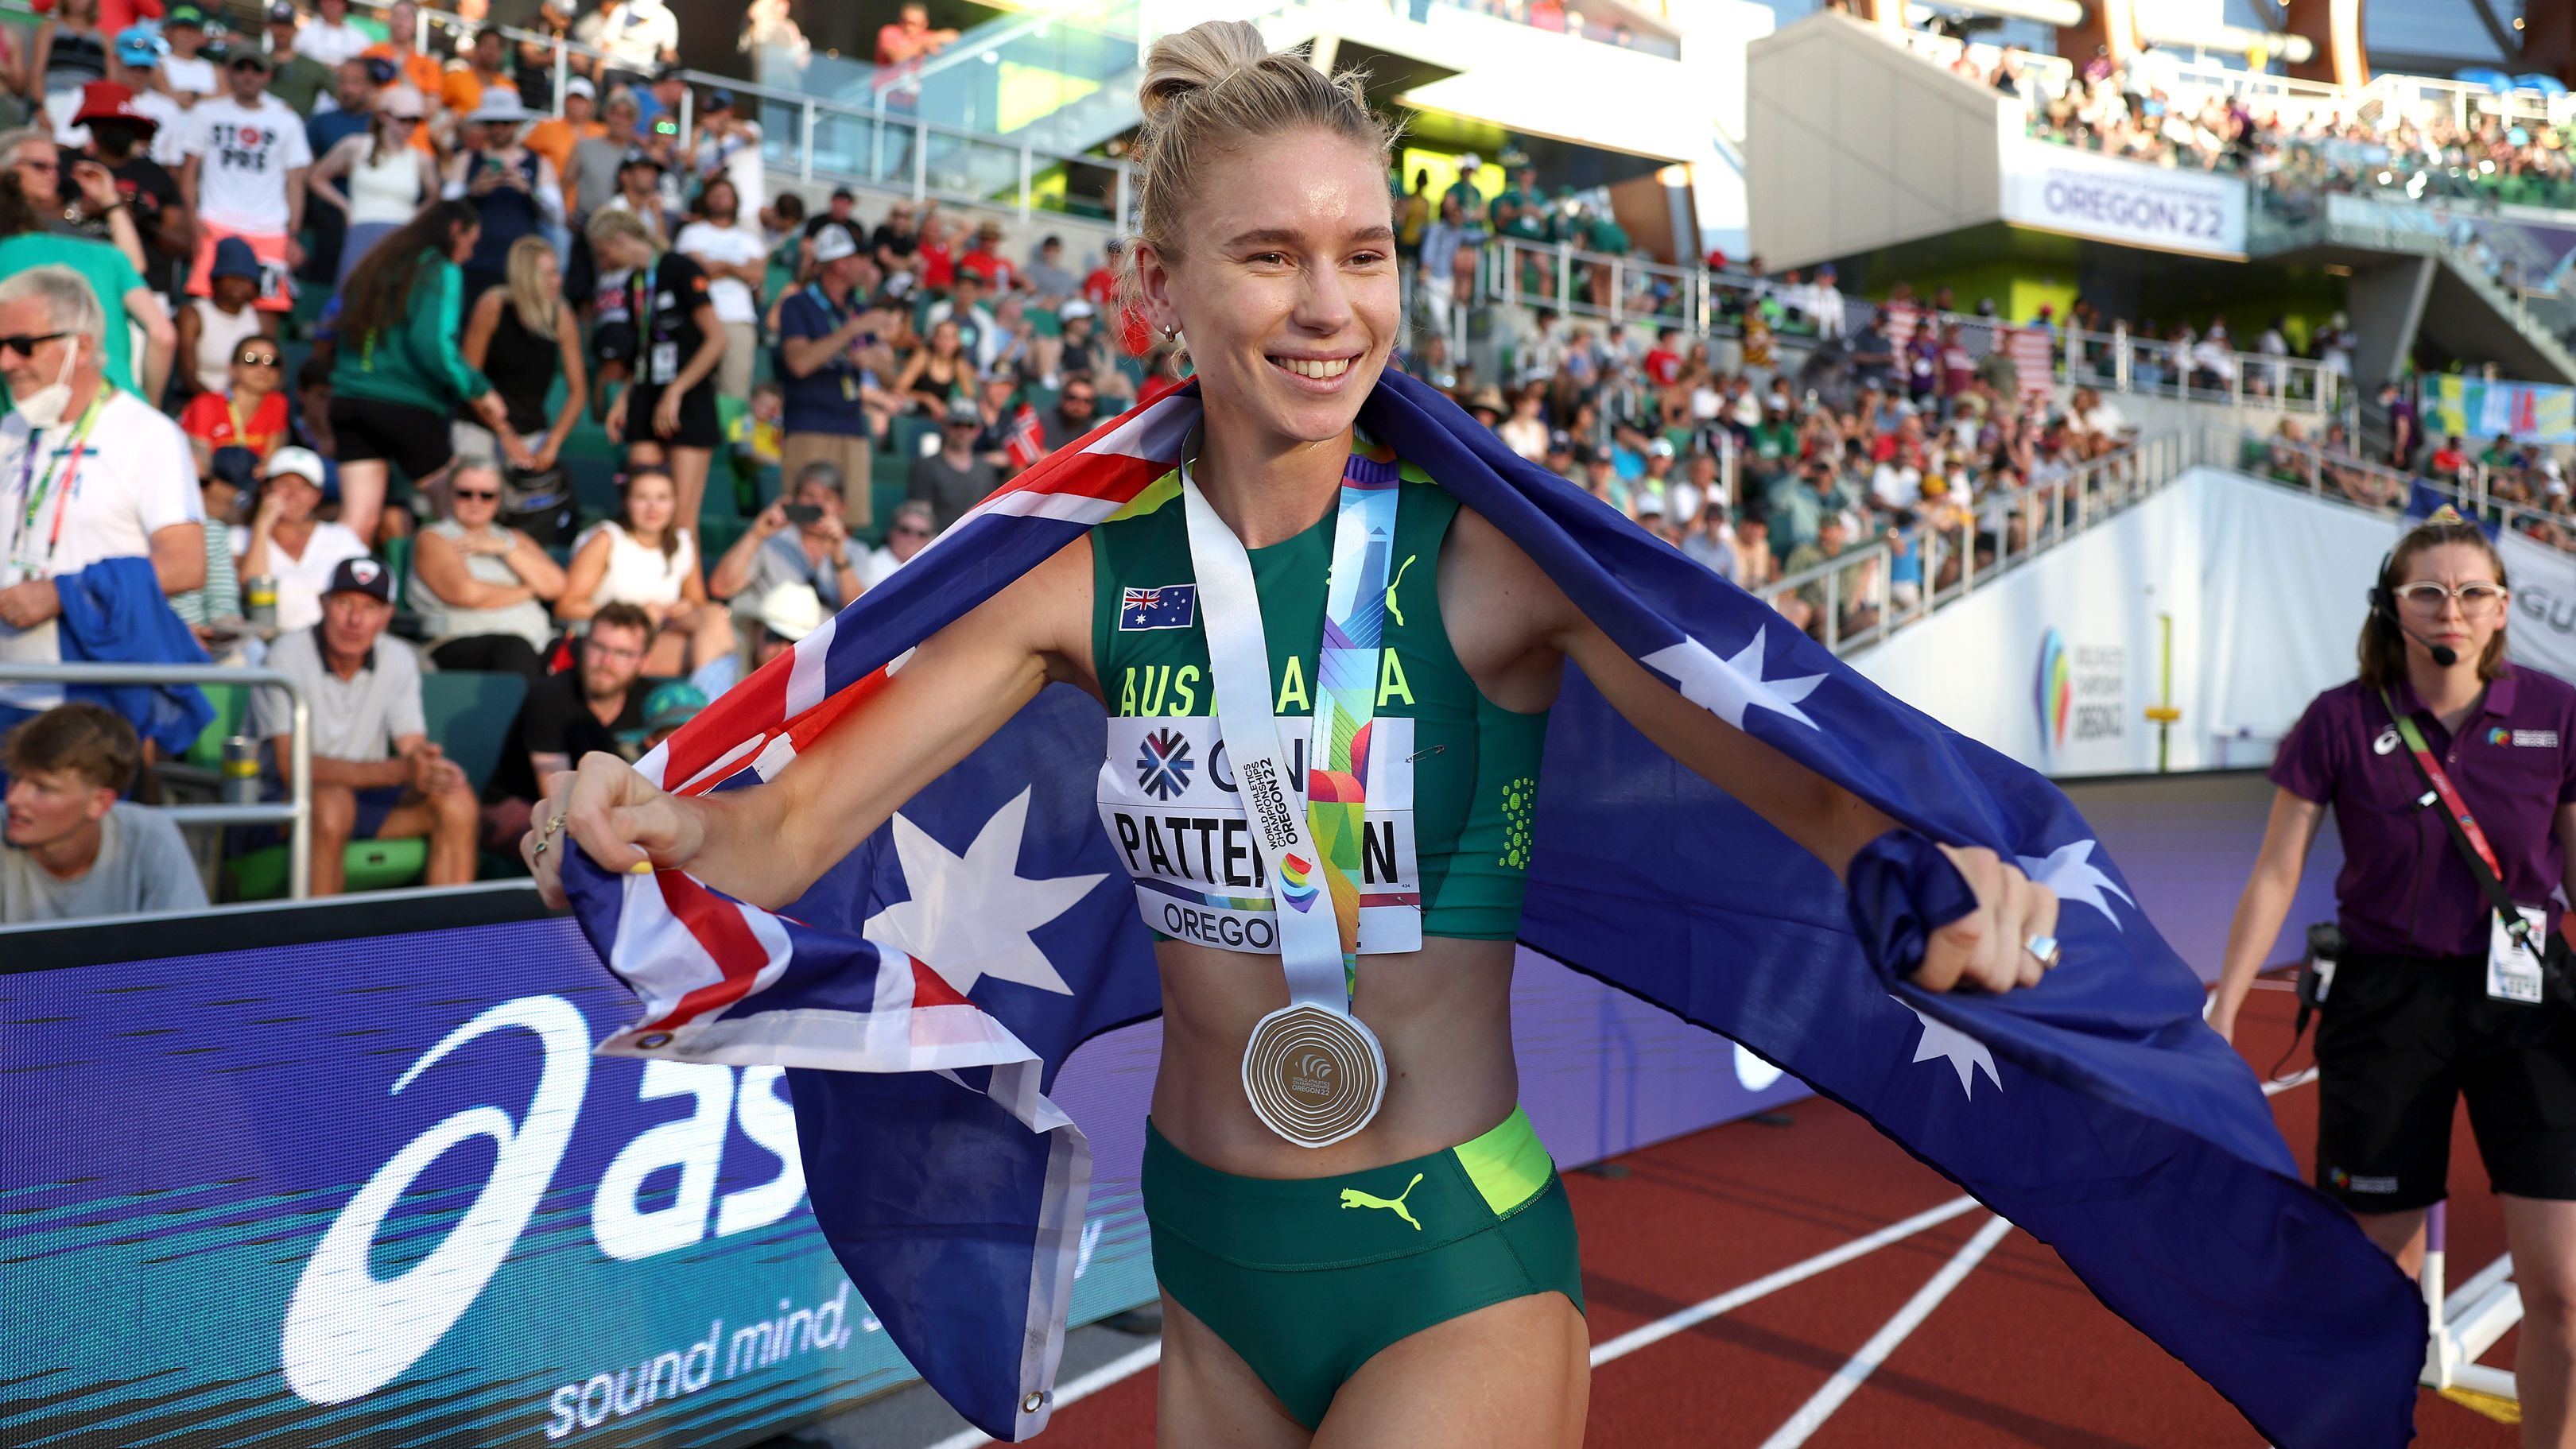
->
[3, 703, 208, 924]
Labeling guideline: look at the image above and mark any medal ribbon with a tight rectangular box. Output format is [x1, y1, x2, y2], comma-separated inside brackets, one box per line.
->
[1181, 447, 1401, 1009]
[2380, 687, 2535, 951]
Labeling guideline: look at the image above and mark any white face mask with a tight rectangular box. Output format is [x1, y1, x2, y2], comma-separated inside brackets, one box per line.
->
[13, 335, 82, 430]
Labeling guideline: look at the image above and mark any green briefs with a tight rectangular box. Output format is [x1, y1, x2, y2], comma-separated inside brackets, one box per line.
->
[1141, 1105, 1585, 1429]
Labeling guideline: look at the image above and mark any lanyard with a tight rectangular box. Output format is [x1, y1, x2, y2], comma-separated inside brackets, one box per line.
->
[10, 386, 111, 575]
[1183, 448, 1403, 1149]
[2381, 687, 2537, 950]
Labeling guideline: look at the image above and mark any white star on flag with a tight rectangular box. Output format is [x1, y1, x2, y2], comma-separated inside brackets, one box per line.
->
[1905, 1002, 2000, 1098]
[863, 788, 1107, 998]
[1640, 626, 1826, 731]
[2016, 839, 2136, 930]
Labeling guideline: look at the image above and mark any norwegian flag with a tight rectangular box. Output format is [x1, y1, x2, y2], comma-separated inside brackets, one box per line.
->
[1004, 401, 1048, 472]
[564, 371, 2422, 1445]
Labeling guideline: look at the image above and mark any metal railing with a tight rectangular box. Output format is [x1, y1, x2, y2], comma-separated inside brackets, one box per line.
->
[1749, 432, 2191, 655]
[0, 662, 315, 898]
[2058, 326, 2345, 416]
[2221, 427, 2576, 554]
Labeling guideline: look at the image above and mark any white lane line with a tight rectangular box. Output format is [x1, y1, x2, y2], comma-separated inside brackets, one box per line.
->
[922, 1068, 2322, 1447]
[1590, 1194, 1984, 1367]
[1755, 1212, 2017, 1449]
[923, 1341, 1163, 1449]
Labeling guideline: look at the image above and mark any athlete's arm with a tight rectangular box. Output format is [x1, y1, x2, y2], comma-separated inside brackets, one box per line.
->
[2209, 788, 2323, 1044]
[1442, 506, 2053, 994]
[532, 536, 1096, 910]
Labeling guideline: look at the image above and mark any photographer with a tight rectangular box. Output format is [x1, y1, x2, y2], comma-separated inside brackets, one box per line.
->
[2211, 512, 2576, 1439]
[707, 461, 865, 614]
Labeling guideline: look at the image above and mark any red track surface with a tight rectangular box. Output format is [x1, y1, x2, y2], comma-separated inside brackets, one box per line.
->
[1032, 984, 2522, 1447]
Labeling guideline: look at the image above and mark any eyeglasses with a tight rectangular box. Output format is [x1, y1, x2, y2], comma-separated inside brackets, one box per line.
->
[451, 488, 500, 502]
[0, 331, 69, 358]
[237, 352, 280, 367]
[1064, 393, 1096, 405]
[2394, 580, 2508, 615]
[586, 641, 646, 662]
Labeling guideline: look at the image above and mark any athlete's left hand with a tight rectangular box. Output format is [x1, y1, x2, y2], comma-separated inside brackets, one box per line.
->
[1913, 844, 2059, 994]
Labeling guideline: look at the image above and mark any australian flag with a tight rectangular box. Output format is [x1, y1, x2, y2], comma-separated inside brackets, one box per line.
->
[564, 370, 2423, 1445]
[1117, 583, 1197, 631]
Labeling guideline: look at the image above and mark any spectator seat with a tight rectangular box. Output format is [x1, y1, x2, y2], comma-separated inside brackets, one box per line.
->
[419, 669, 529, 796]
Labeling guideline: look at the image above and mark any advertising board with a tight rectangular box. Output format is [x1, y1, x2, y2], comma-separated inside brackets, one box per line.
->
[2000, 141, 2248, 259]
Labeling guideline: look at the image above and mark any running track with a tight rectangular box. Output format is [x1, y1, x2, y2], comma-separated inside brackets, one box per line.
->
[991, 984, 2519, 1447]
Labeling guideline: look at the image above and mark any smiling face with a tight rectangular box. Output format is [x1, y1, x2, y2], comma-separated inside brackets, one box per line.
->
[623, 472, 676, 537]
[1131, 127, 1396, 455]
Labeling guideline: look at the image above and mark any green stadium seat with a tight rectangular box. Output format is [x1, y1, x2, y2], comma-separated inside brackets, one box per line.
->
[226, 837, 429, 901]
[419, 670, 529, 796]
[378, 536, 412, 610]
[184, 684, 251, 769]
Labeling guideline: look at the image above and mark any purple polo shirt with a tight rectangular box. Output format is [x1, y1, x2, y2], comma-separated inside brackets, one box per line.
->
[2270, 665, 2576, 958]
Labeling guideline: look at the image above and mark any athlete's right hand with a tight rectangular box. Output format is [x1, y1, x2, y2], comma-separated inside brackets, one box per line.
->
[525, 751, 705, 909]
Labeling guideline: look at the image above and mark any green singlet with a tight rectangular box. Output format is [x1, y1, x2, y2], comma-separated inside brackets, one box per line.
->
[1089, 454, 1549, 953]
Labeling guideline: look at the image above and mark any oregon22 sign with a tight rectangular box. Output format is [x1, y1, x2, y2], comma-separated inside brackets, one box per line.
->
[0, 916, 1154, 1448]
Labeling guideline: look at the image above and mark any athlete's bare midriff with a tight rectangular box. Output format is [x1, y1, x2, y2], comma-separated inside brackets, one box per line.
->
[1148, 933, 1522, 1180]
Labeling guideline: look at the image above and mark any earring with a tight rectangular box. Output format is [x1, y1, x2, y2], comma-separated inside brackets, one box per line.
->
[1161, 324, 1180, 341]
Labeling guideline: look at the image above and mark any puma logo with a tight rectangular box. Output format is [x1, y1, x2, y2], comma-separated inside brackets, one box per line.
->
[1385, 554, 1418, 627]
[1340, 1172, 1426, 1231]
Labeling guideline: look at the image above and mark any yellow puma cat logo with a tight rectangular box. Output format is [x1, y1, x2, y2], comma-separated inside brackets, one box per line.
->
[1385, 554, 1418, 627]
[1339, 1172, 1426, 1231]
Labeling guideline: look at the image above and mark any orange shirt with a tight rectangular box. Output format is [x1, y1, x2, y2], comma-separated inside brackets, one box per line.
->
[363, 44, 445, 103]
[524, 116, 603, 192]
[441, 65, 518, 118]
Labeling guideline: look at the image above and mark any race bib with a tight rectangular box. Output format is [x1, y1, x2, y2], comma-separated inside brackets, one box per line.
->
[1096, 714, 1420, 955]
[648, 341, 679, 385]
[2489, 904, 2548, 1005]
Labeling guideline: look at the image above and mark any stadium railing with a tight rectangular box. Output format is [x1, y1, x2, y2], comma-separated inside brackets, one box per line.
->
[0, 661, 316, 899]
[1751, 431, 2192, 655]
[2215, 426, 2576, 552]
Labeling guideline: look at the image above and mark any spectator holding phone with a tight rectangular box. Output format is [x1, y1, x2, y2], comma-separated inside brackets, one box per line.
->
[708, 460, 865, 615]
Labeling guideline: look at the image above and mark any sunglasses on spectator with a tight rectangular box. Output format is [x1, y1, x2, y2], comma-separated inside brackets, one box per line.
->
[237, 351, 280, 367]
[452, 487, 501, 502]
[1064, 393, 1096, 405]
[0, 331, 69, 358]
[890, 523, 931, 538]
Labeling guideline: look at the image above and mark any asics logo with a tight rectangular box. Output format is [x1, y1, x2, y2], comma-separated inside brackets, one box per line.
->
[1340, 1172, 1426, 1231]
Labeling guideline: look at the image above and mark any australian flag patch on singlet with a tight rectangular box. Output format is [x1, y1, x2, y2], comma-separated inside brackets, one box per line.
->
[1119, 584, 1197, 631]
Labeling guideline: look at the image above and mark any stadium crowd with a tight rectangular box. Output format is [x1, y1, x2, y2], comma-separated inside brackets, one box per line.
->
[0, 0, 2567, 926]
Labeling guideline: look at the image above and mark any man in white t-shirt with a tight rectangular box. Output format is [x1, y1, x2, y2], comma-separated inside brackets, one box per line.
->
[594, 0, 680, 86]
[154, 5, 223, 107]
[178, 46, 312, 327]
[293, 0, 374, 70]
[675, 180, 769, 398]
[691, 89, 764, 223]
[0, 267, 207, 724]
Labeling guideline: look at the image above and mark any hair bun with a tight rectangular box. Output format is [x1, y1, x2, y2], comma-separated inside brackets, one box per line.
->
[1136, 19, 1273, 123]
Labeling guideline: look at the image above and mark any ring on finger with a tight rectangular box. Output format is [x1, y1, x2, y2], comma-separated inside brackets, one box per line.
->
[533, 837, 549, 859]
[2024, 933, 2062, 971]
[545, 812, 566, 837]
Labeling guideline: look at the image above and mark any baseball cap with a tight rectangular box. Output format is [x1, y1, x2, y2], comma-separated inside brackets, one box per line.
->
[363, 55, 398, 85]
[265, 446, 327, 484]
[1546, 428, 1573, 455]
[563, 76, 596, 100]
[114, 25, 165, 64]
[705, 87, 736, 111]
[642, 681, 708, 734]
[211, 236, 264, 282]
[1060, 298, 1096, 320]
[227, 45, 273, 70]
[266, 2, 297, 23]
[619, 145, 665, 172]
[1647, 437, 1675, 458]
[325, 556, 392, 603]
[755, 583, 824, 642]
[166, 3, 208, 28]
[73, 81, 156, 131]
[810, 222, 861, 265]
[944, 396, 983, 425]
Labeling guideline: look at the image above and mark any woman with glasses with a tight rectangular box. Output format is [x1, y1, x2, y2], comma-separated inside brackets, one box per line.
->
[178, 333, 288, 478]
[408, 456, 566, 678]
[2213, 513, 2576, 1439]
[308, 83, 437, 292]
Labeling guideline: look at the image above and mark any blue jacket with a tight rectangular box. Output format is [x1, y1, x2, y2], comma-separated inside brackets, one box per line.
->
[54, 556, 212, 755]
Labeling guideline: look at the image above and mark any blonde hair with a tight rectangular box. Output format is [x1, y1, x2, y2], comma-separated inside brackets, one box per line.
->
[586, 204, 664, 258]
[503, 234, 559, 339]
[1124, 21, 1396, 294]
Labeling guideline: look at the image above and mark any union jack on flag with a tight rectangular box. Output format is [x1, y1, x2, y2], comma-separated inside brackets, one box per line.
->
[563, 370, 2422, 1445]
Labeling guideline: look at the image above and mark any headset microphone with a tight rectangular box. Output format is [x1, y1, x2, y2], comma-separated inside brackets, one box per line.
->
[2371, 553, 2462, 667]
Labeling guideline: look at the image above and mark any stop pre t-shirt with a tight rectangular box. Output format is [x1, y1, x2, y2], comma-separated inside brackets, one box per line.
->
[186, 95, 314, 233]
